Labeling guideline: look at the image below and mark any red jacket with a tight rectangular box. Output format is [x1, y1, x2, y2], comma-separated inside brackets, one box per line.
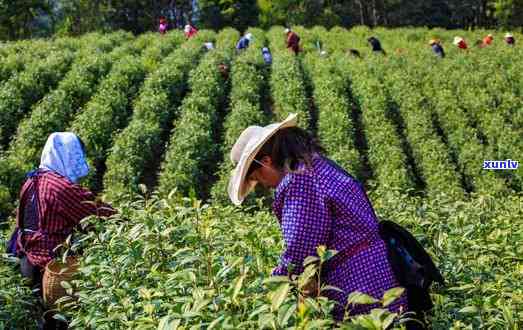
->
[286, 32, 300, 54]
[185, 26, 198, 38]
[457, 40, 468, 50]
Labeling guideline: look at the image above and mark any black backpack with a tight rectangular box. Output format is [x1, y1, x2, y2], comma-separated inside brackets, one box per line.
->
[379, 220, 444, 314]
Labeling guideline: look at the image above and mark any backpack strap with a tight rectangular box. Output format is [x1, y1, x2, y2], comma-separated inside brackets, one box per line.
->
[18, 171, 43, 254]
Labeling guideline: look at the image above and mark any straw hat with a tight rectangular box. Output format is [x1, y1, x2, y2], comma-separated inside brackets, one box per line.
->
[245, 33, 253, 40]
[284, 28, 291, 34]
[505, 33, 513, 38]
[228, 113, 298, 205]
[184, 25, 191, 33]
[429, 39, 437, 45]
[453, 36, 463, 45]
[487, 34, 493, 38]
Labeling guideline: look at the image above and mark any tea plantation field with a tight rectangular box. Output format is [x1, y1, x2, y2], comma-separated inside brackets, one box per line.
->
[0, 26, 522, 329]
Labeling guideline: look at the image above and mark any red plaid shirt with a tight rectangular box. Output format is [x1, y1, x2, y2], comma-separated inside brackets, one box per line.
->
[16, 170, 114, 268]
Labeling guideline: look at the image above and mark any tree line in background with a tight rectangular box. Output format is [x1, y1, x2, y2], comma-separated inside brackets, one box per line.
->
[1, 0, 523, 40]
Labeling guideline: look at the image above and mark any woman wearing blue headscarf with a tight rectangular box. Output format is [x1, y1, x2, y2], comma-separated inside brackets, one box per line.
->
[9, 132, 114, 288]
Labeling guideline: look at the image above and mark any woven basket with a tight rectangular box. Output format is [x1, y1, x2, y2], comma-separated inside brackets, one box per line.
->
[43, 256, 79, 307]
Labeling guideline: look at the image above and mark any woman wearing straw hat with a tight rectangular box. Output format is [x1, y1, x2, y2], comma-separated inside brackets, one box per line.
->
[504, 33, 515, 46]
[228, 114, 408, 321]
[453, 36, 468, 50]
[429, 39, 445, 58]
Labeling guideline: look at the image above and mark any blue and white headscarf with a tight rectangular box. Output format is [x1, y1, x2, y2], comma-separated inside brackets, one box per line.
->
[39, 132, 89, 183]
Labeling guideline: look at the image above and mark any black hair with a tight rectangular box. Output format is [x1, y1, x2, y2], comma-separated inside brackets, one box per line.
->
[77, 136, 87, 155]
[247, 127, 324, 176]
[349, 49, 361, 58]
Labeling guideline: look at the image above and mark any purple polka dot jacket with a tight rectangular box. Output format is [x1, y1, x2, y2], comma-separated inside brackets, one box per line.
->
[271, 154, 408, 319]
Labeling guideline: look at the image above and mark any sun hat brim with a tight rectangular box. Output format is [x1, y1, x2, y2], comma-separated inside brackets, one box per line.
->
[228, 113, 298, 206]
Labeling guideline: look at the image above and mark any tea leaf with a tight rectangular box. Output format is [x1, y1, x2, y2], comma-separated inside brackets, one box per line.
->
[382, 287, 405, 307]
[271, 283, 290, 312]
[158, 316, 181, 330]
[458, 306, 479, 314]
[347, 292, 379, 306]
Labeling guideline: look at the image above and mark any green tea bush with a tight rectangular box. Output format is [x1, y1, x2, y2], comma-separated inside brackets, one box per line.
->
[157, 29, 238, 198]
[302, 52, 361, 178]
[0, 36, 140, 219]
[51, 191, 523, 329]
[426, 66, 508, 195]
[0, 50, 75, 149]
[2, 54, 112, 186]
[267, 26, 310, 128]
[0, 33, 122, 84]
[56, 195, 408, 329]
[382, 60, 464, 199]
[210, 28, 270, 204]
[0, 233, 40, 329]
[344, 58, 412, 196]
[103, 31, 216, 201]
[71, 32, 184, 191]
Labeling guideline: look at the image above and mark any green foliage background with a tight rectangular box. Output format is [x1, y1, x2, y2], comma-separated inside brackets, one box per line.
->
[2, 0, 523, 40]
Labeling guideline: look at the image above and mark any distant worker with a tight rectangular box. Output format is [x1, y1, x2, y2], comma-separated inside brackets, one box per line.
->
[453, 36, 468, 50]
[262, 47, 272, 65]
[315, 40, 323, 54]
[236, 33, 253, 51]
[218, 63, 229, 81]
[203, 42, 214, 51]
[482, 34, 494, 47]
[475, 39, 486, 48]
[158, 17, 168, 35]
[347, 49, 361, 58]
[368, 36, 386, 55]
[184, 24, 198, 38]
[285, 28, 301, 55]
[504, 33, 515, 46]
[429, 39, 445, 58]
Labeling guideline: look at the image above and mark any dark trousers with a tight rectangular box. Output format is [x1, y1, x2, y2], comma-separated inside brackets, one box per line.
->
[20, 256, 43, 294]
